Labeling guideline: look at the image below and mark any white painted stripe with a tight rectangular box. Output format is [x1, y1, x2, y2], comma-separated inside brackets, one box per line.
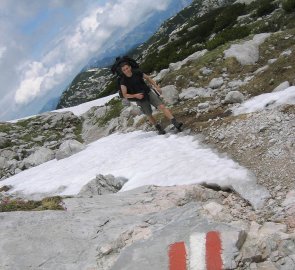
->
[190, 233, 206, 270]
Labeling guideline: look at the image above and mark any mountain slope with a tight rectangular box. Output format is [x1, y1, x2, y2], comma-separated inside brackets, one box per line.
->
[56, 0, 236, 109]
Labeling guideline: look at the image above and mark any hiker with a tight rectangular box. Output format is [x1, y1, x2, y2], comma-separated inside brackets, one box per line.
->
[119, 62, 183, 134]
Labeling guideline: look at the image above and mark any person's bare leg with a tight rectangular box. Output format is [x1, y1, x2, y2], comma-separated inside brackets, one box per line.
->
[158, 104, 183, 130]
[157, 104, 174, 120]
[146, 115, 156, 125]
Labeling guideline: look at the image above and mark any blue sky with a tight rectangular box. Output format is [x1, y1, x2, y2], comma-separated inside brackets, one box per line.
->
[0, 0, 179, 121]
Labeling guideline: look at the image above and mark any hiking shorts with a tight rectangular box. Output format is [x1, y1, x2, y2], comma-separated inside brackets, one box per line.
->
[136, 90, 164, 116]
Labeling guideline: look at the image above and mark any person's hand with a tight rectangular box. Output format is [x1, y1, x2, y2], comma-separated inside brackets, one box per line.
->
[154, 84, 162, 94]
[135, 93, 144, 99]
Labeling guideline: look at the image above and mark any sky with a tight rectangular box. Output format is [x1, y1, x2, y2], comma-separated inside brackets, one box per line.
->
[4, 86, 295, 208]
[0, 0, 178, 121]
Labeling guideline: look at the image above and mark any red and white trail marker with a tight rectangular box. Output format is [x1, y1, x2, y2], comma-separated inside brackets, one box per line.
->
[169, 231, 223, 270]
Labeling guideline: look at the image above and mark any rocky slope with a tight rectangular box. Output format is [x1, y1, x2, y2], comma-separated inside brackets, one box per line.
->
[56, 68, 113, 109]
[1, 178, 295, 269]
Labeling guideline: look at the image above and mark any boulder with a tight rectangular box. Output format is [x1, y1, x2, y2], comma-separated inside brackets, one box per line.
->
[0, 136, 9, 148]
[120, 105, 142, 118]
[228, 80, 246, 89]
[198, 102, 210, 110]
[224, 33, 271, 65]
[55, 140, 86, 160]
[169, 49, 207, 71]
[161, 85, 179, 105]
[200, 67, 213, 75]
[23, 147, 55, 168]
[272, 81, 290, 92]
[179, 87, 212, 99]
[0, 156, 9, 170]
[78, 174, 128, 196]
[209, 77, 224, 89]
[224, 91, 245, 104]
[0, 149, 15, 160]
[153, 69, 170, 81]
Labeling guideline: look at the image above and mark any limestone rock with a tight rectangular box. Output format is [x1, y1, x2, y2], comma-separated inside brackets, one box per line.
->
[224, 91, 245, 104]
[153, 68, 170, 81]
[198, 102, 210, 110]
[23, 147, 55, 167]
[161, 85, 179, 105]
[120, 105, 142, 118]
[0, 136, 9, 148]
[224, 33, 271, 65]
[179, 87, 212, 99]
[272, 81, 290, 93]
[209, 77, 224, 89]
[78, 174, 128, 196]
[0, 156, 9, 170]
[55, 140, 86, 160]
[203, 201, 224, 216]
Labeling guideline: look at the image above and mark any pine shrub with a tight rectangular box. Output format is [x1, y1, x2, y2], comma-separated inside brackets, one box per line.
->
[256, 0, 276, 17]
[282, 0, 295, 12]
[214, 4, 246, 33]
[206, 26, 250, 50]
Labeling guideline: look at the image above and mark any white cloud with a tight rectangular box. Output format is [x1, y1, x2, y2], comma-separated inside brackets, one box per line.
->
[13, 0, 172, 105]
[0, 46, 7, 59]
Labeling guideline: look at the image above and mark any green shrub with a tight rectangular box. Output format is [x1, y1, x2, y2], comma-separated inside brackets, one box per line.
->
[206, 26, 250, 50]
[97, 97, 123, 126]
[282, 0, 295, 12]
[0, 196, 64, 212]
[256, 0, 276, 17]
[214, 3, 246, 32]
[206, 36, 227, 51]
[140, 7, 223, 73]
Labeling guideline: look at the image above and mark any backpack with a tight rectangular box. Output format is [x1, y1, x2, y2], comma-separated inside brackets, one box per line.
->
[111, 56, 140, 98]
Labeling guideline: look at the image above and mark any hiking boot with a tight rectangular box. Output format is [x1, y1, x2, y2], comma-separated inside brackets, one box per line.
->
[171, 118, 183, 131]
[155, 124, 166, 135]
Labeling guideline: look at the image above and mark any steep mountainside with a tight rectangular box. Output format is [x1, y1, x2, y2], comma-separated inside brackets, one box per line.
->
[56, 0, 236, 109]
[56, 68, 113, 109]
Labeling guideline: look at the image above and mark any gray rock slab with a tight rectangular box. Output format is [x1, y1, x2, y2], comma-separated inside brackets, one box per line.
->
[0, 185, 245, 270]
[23, 147, 55, 167]
[111, 211, 245, 270]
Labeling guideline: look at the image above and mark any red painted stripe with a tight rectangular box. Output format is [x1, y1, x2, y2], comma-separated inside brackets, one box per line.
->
[168, 242, 187, 270]
[206, 231, 223, 270]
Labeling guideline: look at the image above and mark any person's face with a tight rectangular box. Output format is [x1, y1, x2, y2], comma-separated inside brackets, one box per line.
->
[121, 64, 132, 77]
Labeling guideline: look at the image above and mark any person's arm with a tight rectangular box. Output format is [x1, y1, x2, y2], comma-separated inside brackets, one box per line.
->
[121, 84, 144, 99]
[143, 73, 162, 94]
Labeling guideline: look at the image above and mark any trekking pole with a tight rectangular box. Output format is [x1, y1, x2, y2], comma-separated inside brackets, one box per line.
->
[152, 87, 162, 97]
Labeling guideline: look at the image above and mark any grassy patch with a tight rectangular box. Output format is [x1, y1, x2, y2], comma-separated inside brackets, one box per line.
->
[239, 29, 295, 97]
[0, 185, 11, 192]
[0, 196, 65, 212]
[0, 123, 13, 133]
[96, 98, 124, 126]
[74, 121, 83, 143]
[15, 116, 42, 128]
